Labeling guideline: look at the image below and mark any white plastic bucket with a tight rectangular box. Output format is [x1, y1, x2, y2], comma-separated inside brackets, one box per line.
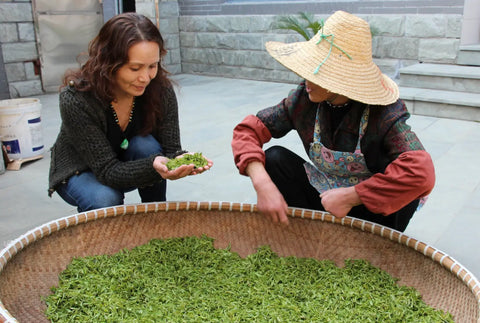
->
[0, 98, 44, 160]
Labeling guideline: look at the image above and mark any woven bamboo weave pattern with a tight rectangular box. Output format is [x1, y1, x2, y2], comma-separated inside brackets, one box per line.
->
[0, 202, 479, 322]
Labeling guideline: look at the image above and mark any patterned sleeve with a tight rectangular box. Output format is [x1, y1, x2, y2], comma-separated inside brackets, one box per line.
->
[355, 100, 434, 215]
[256, 84, 305, 138]
[381, 100, 425, 160]
[231, 83, 305, 175]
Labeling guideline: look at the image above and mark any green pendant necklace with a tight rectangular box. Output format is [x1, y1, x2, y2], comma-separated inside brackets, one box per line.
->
[120, 138, 129, 150]
[110, 99, 135, 150]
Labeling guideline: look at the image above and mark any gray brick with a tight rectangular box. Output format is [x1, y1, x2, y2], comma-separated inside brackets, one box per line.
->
[163, 50, 172, 65]
[0, 23, 18, 43]
[243, 50, 273, 69]
[18, 23, 35, 42]
[136, 2, 156, 20]
[196, 33, 233, 49]
[158, 2, 179, 17]
[159, 17, 179, 34]
[405, 15, 447, 38]
[167, 48, 181, 64]
[24, 61, 38, 80]
[180, 62, 200, 74]
[230, 16, 273, 33]
[2, 42, 38, 63]
[418, 7, 464, 15]
[235, 66, 266, 80]
[179, 16, 207, 32]
[216, 33, 238, 49]
[221, 50, 246, 66]
[204, 16, 230, 33]
[265, 69, 300, 84]
[367, 7, 418, 15]
[368, 15, 404, 37]
[0, 3, 33, 23]
[446, 15, 462, 38]
[180, 48, 198, 63]
[374, 36, 419, 60]
[5, 62, 25, 82]
[179, 32, 195, 47]
[9, 79, 43, 98]
[263, 33, 302, 44]
[164, 34, 180, 50]
[166, 63, 181, 74]
[237, 33, 264, 51]
[373, 58, 404, 79]
[181, 48, 222, 65]
[419, 38, 459, 63]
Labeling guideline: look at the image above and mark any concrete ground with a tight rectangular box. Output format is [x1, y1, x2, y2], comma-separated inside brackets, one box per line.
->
[1, 74, 479, 280]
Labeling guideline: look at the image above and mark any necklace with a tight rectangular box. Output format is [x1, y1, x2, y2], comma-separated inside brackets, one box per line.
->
[111, 100, 134, 126]
[325, 99, 350, 108]
[325, 93, 350, 108]
[110, 98, 135, 150]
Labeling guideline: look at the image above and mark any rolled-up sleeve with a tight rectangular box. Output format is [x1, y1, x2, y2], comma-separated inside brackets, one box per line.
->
[355, 150, 435, 215]
[231, 115, 272, 175]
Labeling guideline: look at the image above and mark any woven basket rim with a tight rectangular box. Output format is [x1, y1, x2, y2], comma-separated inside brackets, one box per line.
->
[1, 201, 479, 322]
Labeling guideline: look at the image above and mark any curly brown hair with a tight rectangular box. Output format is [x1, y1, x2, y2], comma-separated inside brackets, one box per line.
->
[63, 12, 172, 135]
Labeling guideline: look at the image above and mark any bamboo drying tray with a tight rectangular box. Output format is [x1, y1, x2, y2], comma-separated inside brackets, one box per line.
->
[1, 202, 479, 322]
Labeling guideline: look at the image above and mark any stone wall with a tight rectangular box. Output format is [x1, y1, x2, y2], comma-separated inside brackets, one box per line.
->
[179, 12, 463, 84]
[178, 0, 465, 16]
[0, 1, 42, 98]
[0, 0, 182, 98]
[0, 45, 9, 100]
[0, 0, 467, 96]
[137, 0, 182, 75]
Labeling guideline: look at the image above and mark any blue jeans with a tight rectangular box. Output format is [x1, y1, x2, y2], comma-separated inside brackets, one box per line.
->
[56, 135, 166, 212]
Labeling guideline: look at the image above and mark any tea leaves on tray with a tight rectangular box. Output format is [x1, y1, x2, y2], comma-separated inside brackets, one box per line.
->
[166, 152, 208, 170]
[45, 236, 453, 322]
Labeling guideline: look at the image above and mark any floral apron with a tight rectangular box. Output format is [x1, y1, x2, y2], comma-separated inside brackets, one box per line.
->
[304, 106, 373, 194]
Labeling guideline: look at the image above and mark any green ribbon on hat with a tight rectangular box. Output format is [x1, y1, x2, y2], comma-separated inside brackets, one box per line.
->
[313, 20, 352, 74]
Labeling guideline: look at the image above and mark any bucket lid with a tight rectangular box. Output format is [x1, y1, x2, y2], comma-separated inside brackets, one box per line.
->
[0, 99, 41, 115]
[0, 98, 40, 109]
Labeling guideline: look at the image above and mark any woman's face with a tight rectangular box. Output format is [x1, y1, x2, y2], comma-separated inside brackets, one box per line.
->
[113, 41, 160, 98]
[305, 80, 336, 103]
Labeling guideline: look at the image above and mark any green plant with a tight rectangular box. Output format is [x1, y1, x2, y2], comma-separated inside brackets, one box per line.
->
[273, 12, 378, 40]
[272, 12, 323, 41]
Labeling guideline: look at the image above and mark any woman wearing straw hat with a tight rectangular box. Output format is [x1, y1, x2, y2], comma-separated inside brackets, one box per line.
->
[231, 11, 434, 232]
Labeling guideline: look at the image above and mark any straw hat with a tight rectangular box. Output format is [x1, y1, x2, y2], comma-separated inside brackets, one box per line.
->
[266, 11, 399, 105]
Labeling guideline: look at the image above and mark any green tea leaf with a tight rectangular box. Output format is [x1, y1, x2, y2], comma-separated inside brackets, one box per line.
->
[45, 236, 454, 322]
[166, 152, 208, 170]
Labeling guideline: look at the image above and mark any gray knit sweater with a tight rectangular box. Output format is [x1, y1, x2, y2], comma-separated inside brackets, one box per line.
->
[48, 83, 182, 196]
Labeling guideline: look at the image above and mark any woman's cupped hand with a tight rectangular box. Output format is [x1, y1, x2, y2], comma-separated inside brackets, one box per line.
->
[153, 155, 213, 180]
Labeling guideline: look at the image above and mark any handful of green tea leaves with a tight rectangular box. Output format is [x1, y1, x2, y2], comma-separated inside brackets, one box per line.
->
[45, 236, 453, 322]
[166, 152, 208, 170]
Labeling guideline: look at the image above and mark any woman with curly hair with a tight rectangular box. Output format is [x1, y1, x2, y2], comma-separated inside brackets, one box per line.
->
[49, 12, 212, 212]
